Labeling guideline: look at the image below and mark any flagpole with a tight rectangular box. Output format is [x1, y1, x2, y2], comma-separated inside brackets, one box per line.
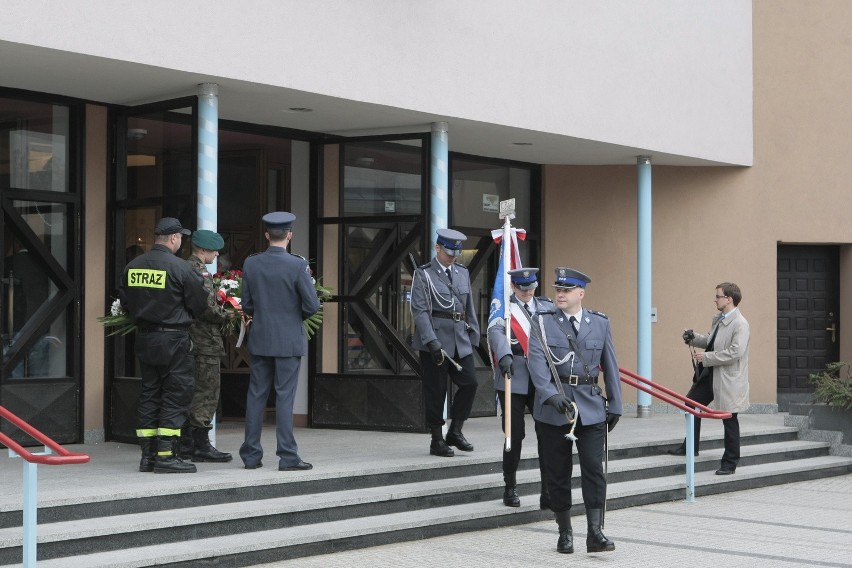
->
[499, 199, 516, 452]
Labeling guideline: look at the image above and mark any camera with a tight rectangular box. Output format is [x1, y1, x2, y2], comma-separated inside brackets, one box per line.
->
[682, 329, 695, 344]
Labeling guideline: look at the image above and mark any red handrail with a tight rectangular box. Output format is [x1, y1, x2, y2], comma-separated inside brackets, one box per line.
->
[619, 367, 732, 420]
[0, 405, 90, 465]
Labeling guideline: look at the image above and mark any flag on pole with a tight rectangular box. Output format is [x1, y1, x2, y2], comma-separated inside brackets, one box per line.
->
[487, 228, 528, 353]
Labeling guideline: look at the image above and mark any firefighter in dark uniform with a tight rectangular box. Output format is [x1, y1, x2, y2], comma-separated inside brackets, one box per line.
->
[119, 217, 210, 474]
[182, 229, 234, 463]
[487, 267, 549, 508]
[527, 267, 622, 554]
[410, 228, 481, 457]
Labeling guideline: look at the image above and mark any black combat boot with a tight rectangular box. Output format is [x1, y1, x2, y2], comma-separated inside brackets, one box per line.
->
[503, 472, 520, 507]
[153, 436, 197, 473]
[445, 420, 474, 451]
[429, 425, 454, 457]
[585, 508, 615, 552]
[555, 510, 574, 554]
[191, 428, 233, 463]
[177, 427, 194, 460]
[138, 437, 155, 473]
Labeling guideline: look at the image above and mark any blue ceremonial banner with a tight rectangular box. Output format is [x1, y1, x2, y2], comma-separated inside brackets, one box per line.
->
[487, 228, 526, 329]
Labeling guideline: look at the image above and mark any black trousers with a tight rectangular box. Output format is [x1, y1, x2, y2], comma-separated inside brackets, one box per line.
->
[135, 331, 195, 432]
[538, 419, 607, 513]
[497, 389, 545, 485]
[721, 414, 740, 470]
[420, 351, 478, 427]
[684, 372, 714, 450]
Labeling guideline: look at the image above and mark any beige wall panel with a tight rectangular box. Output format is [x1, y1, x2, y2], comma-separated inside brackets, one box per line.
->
[541, 1, 852, 411]
[84, 104, 108, 440]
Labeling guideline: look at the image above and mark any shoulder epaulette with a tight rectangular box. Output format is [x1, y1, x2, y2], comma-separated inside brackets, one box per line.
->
[454, 263, 468, 270]
[537, 296, 554, 304]
[536, 303, 558, 315]
[588, 309, 608, 319]
[418, 262, 431, 270]
[291, 253, 307, 261]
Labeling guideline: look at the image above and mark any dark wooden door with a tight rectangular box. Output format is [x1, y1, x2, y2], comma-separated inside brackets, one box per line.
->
[777, 245, 839, 410]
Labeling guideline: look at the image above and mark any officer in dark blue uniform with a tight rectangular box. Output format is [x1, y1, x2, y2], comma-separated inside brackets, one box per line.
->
[487, 268, 549, 508]
[527, 267, 622, 554]
[239, 212, 320, 471]
[119, 217, 210, 474]
[410, 229, 481, 457]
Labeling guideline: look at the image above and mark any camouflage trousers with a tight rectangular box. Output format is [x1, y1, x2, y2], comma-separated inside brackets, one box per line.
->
[188, 355, 222, 429]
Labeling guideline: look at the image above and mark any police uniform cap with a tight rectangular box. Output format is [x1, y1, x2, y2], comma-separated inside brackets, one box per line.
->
[436, 228, 467, 250]
[553, 267, 592, 289]
[154, 217, 191, 236]
[508, 267, 539, 290]
[191, 229, 225, 251]
[262, 211, 296, 230]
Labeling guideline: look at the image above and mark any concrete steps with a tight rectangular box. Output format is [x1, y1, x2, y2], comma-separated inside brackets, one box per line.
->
[1, 424, 851, 567]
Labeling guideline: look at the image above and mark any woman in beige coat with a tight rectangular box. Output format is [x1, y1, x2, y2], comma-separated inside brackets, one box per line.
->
[690, 282, 750, 474]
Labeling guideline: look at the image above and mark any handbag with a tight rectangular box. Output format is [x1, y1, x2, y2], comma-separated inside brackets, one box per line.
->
[692, 362, 711, 384]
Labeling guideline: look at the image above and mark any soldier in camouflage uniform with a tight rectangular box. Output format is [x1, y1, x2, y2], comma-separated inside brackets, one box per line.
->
[182, 230, 234, 462]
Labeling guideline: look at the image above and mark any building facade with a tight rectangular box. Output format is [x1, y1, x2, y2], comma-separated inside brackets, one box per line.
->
[0, 1, 847, 444]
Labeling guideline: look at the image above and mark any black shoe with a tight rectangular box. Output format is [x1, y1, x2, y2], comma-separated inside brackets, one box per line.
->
[244, 461, 263, 470]
[503, 487, 520, 507]
[667, 446, 698, 457]
[430, 439, 455, 457]
[715, 468, 735, 475]
[280, 460, 313, 471]
[446, 430, 474, 452]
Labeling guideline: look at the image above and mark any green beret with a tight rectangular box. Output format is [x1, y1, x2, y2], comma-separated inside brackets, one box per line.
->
[191, 230, 224, 251]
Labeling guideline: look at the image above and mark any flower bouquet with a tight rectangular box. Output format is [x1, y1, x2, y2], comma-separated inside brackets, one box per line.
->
[98, 298, 137, 336]
[305, 278, 333, 340]
[213, 269, 248, 345]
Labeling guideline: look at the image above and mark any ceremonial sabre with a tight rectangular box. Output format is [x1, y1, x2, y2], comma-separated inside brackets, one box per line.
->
[499, 199, 515, 452]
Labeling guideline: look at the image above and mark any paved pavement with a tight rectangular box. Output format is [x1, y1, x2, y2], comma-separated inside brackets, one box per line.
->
[258, 476, 852, 568]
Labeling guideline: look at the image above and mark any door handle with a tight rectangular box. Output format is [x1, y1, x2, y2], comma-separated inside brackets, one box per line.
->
[826, 324, 836, 343]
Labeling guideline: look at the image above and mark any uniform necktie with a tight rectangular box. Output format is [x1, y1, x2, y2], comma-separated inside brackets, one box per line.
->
[568, 315, 579, 337]
[445, 267, 452, 283]
[524, 303, 532, 315]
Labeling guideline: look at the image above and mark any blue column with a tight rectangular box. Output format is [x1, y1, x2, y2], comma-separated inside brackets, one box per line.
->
[198, 83, 219, 440]
[430, 121, 449, 424]
[637, 156, 653, 417]
[197, 83, 219, 240]
[430, 122, 449, 238]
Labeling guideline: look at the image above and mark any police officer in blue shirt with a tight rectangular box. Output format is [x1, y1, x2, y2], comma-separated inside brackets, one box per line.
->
[410, 229, 481, 457]
[487, 268, 549, 508]
[527, 267, 622, 554]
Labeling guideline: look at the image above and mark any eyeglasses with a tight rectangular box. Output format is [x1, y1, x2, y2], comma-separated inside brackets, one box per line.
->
[715, 294, 727, 299]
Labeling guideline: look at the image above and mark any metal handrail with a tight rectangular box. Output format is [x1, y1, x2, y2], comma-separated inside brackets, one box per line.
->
[619, 367, 731, 420]
[618, 367, 730, 503]
[1, 404, 90, 567]
[0, 406, 90, 465]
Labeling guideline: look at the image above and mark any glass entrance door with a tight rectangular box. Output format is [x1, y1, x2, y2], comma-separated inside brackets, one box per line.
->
[107, 97, 197, 442]
[0, 95, 81, 444]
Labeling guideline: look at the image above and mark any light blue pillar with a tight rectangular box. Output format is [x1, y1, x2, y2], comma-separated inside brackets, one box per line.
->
[685, 413, 696, 502]
[636, 156, 653, 417]
[198, 83, 219, 441]
[197, 83, 218, 239]
[22, 461, 37, 568]
[431, 121, 449, 424]
[430, 122, 449, 238]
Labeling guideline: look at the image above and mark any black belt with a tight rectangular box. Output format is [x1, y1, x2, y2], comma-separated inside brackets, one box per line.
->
[139, 326, 189, 333]
[432, 312, 466, 322]
[511, 344, 526, 356]
[560, 375, 598, 386]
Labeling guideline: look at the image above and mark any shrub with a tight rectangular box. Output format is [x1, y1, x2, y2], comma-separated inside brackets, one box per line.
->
[809, 362, 852, 410]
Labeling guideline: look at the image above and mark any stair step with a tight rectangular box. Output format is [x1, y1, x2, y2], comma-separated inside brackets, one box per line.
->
[28, 454, 852, 568]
